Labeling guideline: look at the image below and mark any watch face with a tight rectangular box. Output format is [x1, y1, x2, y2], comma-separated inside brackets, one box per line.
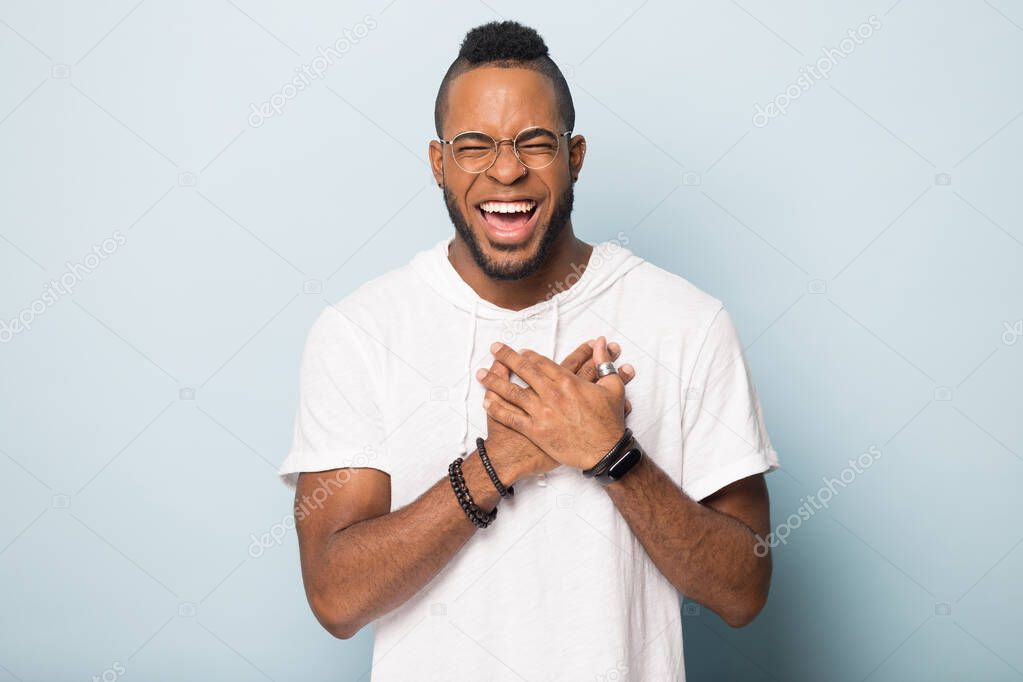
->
[608, 447, 642, 480]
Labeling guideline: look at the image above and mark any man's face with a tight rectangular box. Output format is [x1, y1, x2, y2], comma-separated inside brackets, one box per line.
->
[430, 67, 585, 280]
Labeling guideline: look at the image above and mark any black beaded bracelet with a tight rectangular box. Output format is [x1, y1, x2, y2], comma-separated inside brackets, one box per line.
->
[448, 456, 496, 528]
[447, 459, 482, 526]
[451, 459, 496, 528]
[476, 437, 514, 497]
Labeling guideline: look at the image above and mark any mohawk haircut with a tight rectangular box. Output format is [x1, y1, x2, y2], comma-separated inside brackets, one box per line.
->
[434, 21, 576, 138]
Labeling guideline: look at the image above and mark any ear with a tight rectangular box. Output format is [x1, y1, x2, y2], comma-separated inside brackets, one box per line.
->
[429, 140, 444, 187]
[568, 134, 586, 182]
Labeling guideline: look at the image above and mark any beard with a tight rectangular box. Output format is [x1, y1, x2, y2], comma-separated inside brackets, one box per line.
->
[443, 183, 574, 281]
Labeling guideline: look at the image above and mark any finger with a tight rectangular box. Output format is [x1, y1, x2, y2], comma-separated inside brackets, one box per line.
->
[476, 364, 538, 412]
[491, 357, 510, 378]
[559, 340, 594, 374]
[619, 363, 635, 384]
[486, 361, 530, 417]
[484, 383, 529, 417]
[592, 336, 625, 396]
[625, 398, 633, 415]
[578, 341, 621, 382]
[589, 339, 621, 356]
[483, 392, 532, 433]
[490, 342, 560, 390]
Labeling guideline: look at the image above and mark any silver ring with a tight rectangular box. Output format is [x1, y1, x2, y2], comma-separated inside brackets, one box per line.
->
[595, 361, 618, 379]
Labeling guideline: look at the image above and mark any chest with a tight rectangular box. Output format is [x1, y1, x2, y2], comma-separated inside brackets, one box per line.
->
[375, 307, 689, 510]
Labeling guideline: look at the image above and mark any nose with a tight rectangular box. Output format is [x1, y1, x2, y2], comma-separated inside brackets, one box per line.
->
[485, 140, 526, 184]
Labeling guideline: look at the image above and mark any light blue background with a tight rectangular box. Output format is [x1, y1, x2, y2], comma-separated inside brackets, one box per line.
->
[1, 1, 1021, 680]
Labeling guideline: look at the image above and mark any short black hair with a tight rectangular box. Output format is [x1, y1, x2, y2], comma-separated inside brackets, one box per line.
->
[434, 21, 576, 138]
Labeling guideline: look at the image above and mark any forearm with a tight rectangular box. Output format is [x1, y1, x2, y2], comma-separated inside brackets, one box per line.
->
[603, 454, 771, 627]
[303, 453, 502, 638]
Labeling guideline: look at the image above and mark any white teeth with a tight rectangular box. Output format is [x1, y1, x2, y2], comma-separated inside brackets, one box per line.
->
[479, 200, 536, 214]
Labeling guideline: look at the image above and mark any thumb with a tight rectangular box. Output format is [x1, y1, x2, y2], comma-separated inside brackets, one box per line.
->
[593, 336, 625, 396]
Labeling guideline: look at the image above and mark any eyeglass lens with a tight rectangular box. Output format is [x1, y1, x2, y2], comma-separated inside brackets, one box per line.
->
[450, 128, 560, 172]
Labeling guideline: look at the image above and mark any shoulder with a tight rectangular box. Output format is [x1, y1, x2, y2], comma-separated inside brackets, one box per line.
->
[308, 255, 424, 345]
[619, 256, 726, 333]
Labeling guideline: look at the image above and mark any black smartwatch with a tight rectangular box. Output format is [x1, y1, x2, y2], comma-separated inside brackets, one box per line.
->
[595, 440, 644, 485]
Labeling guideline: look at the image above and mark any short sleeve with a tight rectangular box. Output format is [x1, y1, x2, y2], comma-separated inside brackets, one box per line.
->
[278, 306, 388, 489]
[679, 305, 779, 501]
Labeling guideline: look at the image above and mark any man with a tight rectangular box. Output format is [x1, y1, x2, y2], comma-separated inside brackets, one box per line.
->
[280, 20, 779, 681]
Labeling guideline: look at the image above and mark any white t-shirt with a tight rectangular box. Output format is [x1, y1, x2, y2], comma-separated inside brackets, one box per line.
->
[280, 235, 780, 681]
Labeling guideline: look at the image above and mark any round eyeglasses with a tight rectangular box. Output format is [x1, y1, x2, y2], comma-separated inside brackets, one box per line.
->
[438, 126, 572, 174]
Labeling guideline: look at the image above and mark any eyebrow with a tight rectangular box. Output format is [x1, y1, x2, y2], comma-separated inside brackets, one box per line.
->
[515, 128, 550, 142]
[449, 126, 557, 142]
[451, 132, 493, 142]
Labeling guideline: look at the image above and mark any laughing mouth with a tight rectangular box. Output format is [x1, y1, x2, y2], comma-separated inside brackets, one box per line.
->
[476, 199, 538, 232]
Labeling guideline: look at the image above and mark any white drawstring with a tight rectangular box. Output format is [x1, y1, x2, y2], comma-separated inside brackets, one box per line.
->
[535, 297, 560, 487]
[459, 298, 479, 456]
[548, 296, 560, 361]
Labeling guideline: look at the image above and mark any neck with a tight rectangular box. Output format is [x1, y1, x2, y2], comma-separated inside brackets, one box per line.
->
[447, 226, 594, 311]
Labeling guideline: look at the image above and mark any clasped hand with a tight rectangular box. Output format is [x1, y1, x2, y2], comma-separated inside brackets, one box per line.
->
[475, 336, 633, 476]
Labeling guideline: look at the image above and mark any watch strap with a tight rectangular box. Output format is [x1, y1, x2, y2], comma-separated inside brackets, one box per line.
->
[582, 428, 634, 478]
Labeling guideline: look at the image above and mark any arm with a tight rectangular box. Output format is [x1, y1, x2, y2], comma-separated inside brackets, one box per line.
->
[478, 336, 774, 628]
[603, 463, 772, 627]
[295, 454, 502, 639]
[295, 340, 633, 638]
